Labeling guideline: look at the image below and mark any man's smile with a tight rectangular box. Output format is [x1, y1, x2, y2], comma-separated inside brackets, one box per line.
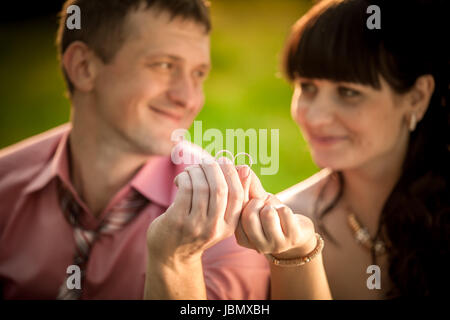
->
[149, 105, 184, 123]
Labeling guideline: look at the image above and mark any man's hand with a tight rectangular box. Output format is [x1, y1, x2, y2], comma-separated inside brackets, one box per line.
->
[146, 158, 246, 266]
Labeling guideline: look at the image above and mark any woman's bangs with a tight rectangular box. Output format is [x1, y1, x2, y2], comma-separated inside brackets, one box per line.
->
[285, 0, 382, 89]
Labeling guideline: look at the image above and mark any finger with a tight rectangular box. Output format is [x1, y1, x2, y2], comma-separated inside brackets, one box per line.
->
[235, 219, 257, 251]
[170, 171, 193, 215]
[277, 207, 316, 254]
[200, 160, 228, 220]
[236, 165, 251, 204]
[247, 168, 268, 200]
[293, 212, 316, 247]
[184, 165, 209, 218]
[273, 205, 296, 239]
[259, 204, 287, 254]
[218, 157, 245, 226]
[265, 194, 283, 207]
[240, 198, 269, 253]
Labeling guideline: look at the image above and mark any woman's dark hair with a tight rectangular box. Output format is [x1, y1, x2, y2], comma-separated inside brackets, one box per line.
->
[283, 0, 449, 297]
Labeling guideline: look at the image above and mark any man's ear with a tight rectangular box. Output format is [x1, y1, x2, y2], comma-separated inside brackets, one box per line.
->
[407, 74, 435, 121]
[62, 41, 99, 94]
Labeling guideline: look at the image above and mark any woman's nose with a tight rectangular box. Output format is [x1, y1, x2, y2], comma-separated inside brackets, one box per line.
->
[302, 95, 334, 128]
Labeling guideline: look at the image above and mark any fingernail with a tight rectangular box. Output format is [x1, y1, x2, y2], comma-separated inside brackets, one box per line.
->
[217, 156, 233, 165]
[237, 165, 250, 180]
[273, 204, 287, 210]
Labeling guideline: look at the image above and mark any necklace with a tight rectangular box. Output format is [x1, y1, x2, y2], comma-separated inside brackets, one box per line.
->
[347, 212, 386, 256]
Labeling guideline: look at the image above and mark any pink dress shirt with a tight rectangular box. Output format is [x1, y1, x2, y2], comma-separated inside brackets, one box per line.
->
[0, 124, 270, 300]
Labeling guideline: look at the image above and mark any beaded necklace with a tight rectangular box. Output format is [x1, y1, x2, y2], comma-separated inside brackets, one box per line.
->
[347, 212, 386, 256]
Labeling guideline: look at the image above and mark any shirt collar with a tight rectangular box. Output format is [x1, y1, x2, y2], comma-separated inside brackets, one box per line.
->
[132, 141, 214, 207]
[24, 126, 181, 209]
[23, 127, 71, 194]
[131, 155, 182, 208]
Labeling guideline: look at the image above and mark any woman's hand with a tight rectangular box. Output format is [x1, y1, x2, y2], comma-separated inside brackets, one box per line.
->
[235, 169, 318, 260]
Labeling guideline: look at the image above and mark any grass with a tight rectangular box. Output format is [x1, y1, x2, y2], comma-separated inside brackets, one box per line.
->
[0, 0, 318, 193]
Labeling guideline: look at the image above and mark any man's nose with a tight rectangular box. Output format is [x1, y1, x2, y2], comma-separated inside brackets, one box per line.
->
[167, 73, 197, 109]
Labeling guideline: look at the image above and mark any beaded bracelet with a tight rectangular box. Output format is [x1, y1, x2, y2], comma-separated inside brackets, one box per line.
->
[266, 233, 324, 267]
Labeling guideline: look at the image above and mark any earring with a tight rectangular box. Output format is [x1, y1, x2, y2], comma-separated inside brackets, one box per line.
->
[409, 113, 417, 132]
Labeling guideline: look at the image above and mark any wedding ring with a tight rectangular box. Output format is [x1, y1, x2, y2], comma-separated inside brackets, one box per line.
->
[214, 150, 235, 163]
[234, 152, 253, 168]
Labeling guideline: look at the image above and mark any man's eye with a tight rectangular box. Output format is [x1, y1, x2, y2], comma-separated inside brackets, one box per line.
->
[152, 62, 173, 70]
[193, 70, 207, 80]
[338, 87, 360, 98]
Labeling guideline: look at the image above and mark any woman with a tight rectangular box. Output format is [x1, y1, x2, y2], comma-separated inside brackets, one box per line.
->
[236, 0, 449, 299]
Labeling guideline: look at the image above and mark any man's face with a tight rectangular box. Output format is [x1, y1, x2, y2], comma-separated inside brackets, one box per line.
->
[92, 8, 211, 156]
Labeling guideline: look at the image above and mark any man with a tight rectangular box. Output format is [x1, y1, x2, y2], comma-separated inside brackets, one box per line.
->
[0, 0, 269, 299]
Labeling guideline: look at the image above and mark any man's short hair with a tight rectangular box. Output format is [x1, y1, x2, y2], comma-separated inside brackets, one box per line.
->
[56, 0, 211, 95]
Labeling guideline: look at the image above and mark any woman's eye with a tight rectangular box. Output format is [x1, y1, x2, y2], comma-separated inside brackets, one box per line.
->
[300, 82, 316, 94]
[338, 87, 360, 98]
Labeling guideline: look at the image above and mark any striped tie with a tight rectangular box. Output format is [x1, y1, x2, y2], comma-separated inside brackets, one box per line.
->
[56, 180, 149, 300]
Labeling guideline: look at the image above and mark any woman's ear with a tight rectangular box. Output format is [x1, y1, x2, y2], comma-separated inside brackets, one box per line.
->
[407, 74, 435, 121]
[62, 41, 99, 94]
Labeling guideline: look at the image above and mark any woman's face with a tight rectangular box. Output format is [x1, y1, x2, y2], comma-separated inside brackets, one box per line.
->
[291, 76, 411, 170]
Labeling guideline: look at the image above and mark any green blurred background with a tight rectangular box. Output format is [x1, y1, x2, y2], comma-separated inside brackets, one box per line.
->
[0, 0, 318, 193]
